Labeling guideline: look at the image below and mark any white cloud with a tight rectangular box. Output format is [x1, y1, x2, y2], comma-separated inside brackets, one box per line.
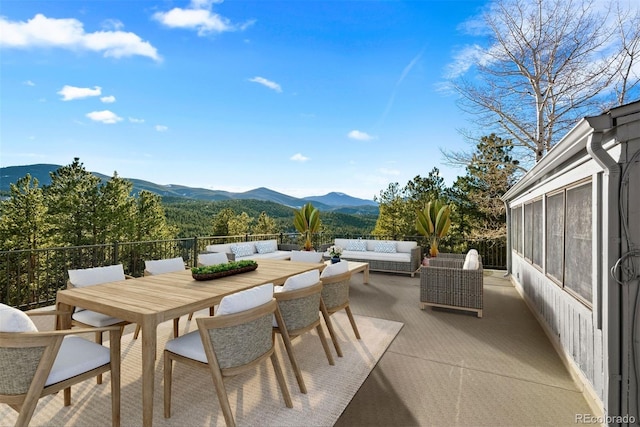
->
[129, 117, 145, 123]
[23, 80, 35, 86]
[248, 76, 282, 93]
[0, 14, 161, 61]
[86, 110, 122, 124]
[101, 95, 116, 103]
[378, 167, 401, 176]
[347, 130, 373, 141]
[58, 85, 101, 101]
[290, 153, 309, 162]
[155, 125, 169, 132]
[153, 1, 254, 36]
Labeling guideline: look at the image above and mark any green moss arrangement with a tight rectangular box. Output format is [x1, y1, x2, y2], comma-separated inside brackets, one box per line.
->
[191, 260, 257, 275]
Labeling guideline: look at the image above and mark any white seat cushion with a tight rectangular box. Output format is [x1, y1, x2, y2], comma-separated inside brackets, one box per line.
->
[320, 260, 349, 278]
[144, 257, 185, 275]
[165, 330, 207, 363]
[46, 336, 111, 386]
[282, 269, 320, 291]
[68, 264, 126, 287]
[0, 303, 38, 332]
[199, 252, 229, 266]
[290, 251, 323, 263]
[216, 283, 274, 316]
[72, 310, 124, 327]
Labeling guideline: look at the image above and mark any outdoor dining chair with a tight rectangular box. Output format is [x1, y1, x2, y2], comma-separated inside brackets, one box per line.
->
[289, 250, 323, 263]
[163, 283, 292, 427]
[67, 264, 132, 383]
[197, 252, 229, 266]
[273, 269, 334, 394]
[0, 304, 121, 427]
[319, 261, 359, 357]
[139, 257, 188, 339]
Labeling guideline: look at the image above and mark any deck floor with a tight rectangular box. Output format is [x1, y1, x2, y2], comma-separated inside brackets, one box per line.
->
[335, 269, 598, 426]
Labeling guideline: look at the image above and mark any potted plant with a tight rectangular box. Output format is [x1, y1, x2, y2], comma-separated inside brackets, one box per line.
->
[327, 245, 343, 263]
[293, 202, 320, 251]
[416, 200, 451, 257]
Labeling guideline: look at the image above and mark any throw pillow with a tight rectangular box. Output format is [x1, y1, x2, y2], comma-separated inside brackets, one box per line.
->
[230, 243, 255, 257]
[0, 303, 38, 332]
[374, 241, 397, 253]
[216, 283, 274, 316]
[345, 240, 367, 251]
[255, 240, 277, 254]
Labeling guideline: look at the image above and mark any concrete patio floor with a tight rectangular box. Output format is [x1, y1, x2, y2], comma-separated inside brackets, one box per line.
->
[335, 269, 599, 427]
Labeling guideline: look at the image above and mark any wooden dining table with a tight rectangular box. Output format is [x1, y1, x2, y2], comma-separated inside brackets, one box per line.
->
[55, 258, 325, 427]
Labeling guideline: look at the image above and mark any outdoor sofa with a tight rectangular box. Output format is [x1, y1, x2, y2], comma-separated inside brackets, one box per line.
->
[205, 239, 291, 261]
[324, 238, 421, 277]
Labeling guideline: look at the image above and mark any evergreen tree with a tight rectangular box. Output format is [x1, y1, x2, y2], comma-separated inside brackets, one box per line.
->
[0, 175, 49, 250]
[372, 182, 412, 238]
[133, 190, 176, 241]
[253, 211, 279, 234]
[211, 208, 236, 236]
[43, 158, 101, 246]
[463, 134, 519, 239]
[97, 172, 136, 243]
[228, 212, 253, 235]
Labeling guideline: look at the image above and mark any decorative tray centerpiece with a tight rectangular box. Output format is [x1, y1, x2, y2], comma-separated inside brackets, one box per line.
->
[191, 260, 258, 281]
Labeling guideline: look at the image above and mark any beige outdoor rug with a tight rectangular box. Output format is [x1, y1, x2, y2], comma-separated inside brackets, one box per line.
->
[2, 311, 403, 427]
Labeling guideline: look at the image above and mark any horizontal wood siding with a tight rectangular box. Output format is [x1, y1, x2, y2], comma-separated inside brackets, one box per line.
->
[513, 255, 604, 402]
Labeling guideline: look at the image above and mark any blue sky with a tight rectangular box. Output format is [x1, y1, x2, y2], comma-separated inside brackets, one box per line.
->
[0, 0, 488, 200]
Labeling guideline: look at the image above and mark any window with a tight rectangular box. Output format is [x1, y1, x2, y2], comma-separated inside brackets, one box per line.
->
[524, 202, 533, 260]
[532, 199, 543, 267]
[545, 191, 564, 283]
[564, 182, 592, 303]
[511, 206, 522, 254]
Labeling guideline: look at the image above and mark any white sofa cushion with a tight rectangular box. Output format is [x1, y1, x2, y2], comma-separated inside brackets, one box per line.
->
[205, 243, 234, 254]
[0, 303, 38, 332]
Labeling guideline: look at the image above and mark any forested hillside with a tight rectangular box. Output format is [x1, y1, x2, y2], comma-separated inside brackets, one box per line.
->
[162, 197, 377, 237]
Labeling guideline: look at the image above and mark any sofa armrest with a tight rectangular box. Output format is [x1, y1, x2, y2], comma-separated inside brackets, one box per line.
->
[410, 246, 422, 272]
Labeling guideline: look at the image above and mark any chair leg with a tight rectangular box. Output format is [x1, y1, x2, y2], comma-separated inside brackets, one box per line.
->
[210, 365, 236, 427]
[270, 352, 293, 408]
[163, 352, 173, 418]
[320, 300, 343, 357]
[274, 308, 307, 394]
[95, 330, 103, 384]
[133, 324, 141, 340]
[315, 324, 334, 365]
[187, 312, 194, 321]
[173, 318, 179, 338]
[344, 305, 361, 339]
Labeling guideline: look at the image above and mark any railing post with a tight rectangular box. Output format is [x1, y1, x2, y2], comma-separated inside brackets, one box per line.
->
[192, 237, 198, 268]
[113, 242, 119, 265]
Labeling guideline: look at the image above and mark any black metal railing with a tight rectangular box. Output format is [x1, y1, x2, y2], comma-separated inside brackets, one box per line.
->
[0, 233, 505, 310]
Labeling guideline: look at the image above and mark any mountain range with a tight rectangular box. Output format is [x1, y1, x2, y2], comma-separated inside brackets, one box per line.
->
[0, 164, 379, 214]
